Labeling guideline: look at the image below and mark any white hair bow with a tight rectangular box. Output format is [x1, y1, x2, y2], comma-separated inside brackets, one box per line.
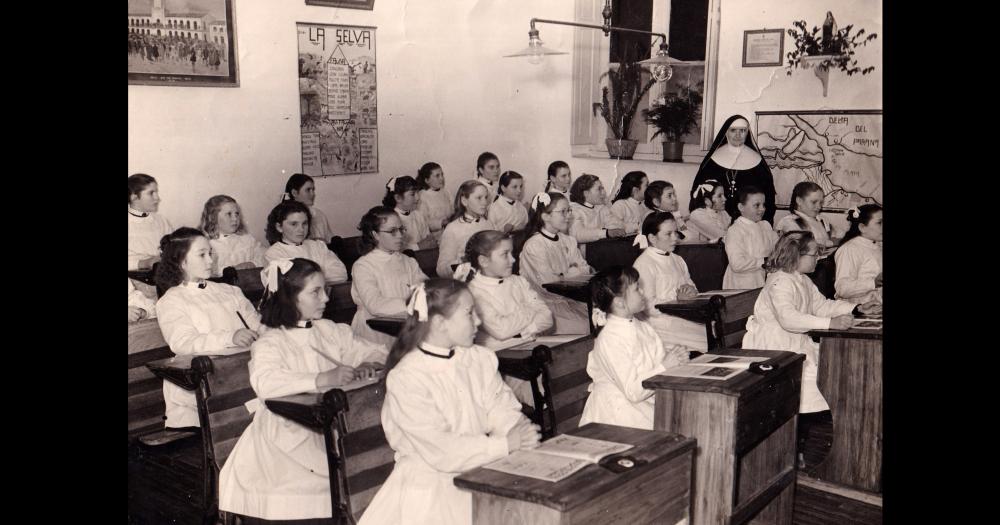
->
[261, 259, 294, 293]
[531, 192, 552, 210]
[406, 283, 429, 322]
[385, 176, 398, 192]
[452, 262, 474, 282]
[694, 183, 714, 197]
[633, 234, 650, 249]
[591, 307, 608, 327]
[846, 206, 861, 219]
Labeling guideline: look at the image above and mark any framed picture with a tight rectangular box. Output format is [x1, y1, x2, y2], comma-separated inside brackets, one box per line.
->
[742, 29, 784, 67]
[128, 0, 239, 87]
[306, 0, 376, 10]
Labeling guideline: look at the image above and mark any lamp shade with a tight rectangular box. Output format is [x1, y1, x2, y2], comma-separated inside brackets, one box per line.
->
[504, 29, 568, 65]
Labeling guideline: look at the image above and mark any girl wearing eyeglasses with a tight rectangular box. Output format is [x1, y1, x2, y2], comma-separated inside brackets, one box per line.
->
[743, 231, 880, 461]
[350, 206, 429, 346]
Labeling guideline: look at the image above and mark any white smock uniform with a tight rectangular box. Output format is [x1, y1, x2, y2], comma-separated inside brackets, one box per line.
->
[209, 233, 267, 276]
[632, 247, 707, 354]
[742, 271, 856, 413]
[308, 205, 334, 243]
[418, 188, 453, 242]
[155, 281, 262, 428]
[686, 207, 731, 242]
[609, 198, 645, 235]
[723, 217, 779, 289]
[517, 230, 593, 335]
[436, 216, 492, 277]
[396, 207, 432, 251]
[834, 236, 883, 304]
[579, 315, 671, 430]
[487, 196, 529, 233]
[128, 207, 173, 270]
[775, 210, 836, 252]
[358, 344, 524, 525]
[350, 249, 428, 346]
[219, 320, 387, 520]
[264, 240, 348, 284]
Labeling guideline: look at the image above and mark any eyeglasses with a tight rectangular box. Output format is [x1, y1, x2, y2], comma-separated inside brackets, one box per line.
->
[379, 227, 408, 235]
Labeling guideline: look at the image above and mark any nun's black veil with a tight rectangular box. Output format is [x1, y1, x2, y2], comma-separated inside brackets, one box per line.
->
[696, 114, 765, 173]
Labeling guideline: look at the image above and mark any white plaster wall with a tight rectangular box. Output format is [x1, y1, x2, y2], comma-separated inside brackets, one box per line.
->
[128, 0, 881, 241]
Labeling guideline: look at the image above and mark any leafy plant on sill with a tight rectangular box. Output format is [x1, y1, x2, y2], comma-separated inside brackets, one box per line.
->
[643, 83, 704, 143]
[785, 19, 878, 76]
[593, 56, 657, 141]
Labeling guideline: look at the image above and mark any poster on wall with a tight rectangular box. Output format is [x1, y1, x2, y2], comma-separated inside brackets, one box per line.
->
[297, 23, 378, 176]
[128, 0, 239, 87]
[755, 110, 882, 211]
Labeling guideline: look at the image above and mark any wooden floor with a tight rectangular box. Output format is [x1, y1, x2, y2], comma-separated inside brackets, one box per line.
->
[128, 418, 881, 524]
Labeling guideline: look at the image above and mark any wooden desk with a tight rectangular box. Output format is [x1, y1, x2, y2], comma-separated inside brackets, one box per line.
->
[644, 349, 804, 525]
[128, 319, 173, 440]
[655, 288, 761, 350]
[366, 316, 406, 337]
[674, 242, 728, 292]
[808, 327, 883, 494]
[266, 379, 391, 521]
[146, 348, 249, 391]
[583, 235, 640, 271]
[454, 423, 695, 525]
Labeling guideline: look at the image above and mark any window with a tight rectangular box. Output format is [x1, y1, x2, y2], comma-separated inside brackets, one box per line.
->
[571, 0, 720, 160]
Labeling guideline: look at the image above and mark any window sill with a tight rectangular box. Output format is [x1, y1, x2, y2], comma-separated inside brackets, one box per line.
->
[571, 145, 705, 165]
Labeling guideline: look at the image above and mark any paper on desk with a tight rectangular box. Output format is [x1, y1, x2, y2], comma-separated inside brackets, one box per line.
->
[660, 364, 743, 380]
[689, 354, 768, 369]
[484, 450, 590, 483]
[506, 334, 583, 350]
[696, 289, 747, 297]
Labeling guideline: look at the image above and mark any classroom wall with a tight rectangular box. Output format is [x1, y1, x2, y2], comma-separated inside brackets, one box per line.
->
[128, 0, 881, 241]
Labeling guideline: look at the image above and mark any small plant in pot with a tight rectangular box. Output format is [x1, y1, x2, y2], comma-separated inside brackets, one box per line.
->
[593, 54, 657, 160]
[785, 12, 878, 96]
[643, 83, 703, 163]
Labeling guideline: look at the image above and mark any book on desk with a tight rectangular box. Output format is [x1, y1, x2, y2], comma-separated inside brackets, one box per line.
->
[483, 434, 634, 483]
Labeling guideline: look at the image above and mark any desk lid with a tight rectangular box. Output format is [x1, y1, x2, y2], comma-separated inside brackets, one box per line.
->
[642, 349, 804, 395]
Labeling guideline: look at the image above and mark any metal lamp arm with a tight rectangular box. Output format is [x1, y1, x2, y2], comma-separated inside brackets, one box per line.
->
[530, 18, 666, 46]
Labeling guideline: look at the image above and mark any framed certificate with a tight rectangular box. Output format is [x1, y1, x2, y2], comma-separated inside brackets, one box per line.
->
[742, 29, 784, 67]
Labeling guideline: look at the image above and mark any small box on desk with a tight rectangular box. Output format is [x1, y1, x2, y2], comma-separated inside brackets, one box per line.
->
[644, 349, 804, 525]
[455, 423, 695, 525]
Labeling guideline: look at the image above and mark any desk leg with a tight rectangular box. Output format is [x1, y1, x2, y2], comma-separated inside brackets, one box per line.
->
[816, 337, 883, 493]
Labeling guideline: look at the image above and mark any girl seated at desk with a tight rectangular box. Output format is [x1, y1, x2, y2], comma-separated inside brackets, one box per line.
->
[358, 280, 540, 525]
[835, 204, 883, 304]
[154, 227, 261, 430]
[436, 180, 493, 277]
[455, 230, 552, 349]
[518, 192, 592, 335]
[609, 171, 649, 235]
[351, 206, 428, 346]
[631, 212, 706, 358]
[474, 151, 502, 202]
[487, 171, 529, 233]
[200, 194, 267, 277]
[128, 173, 173, 271]
[723, 186, 779, 289]
[580, 266, 678, 430]
[543, 160, 572, 199]
[742, 231, 880, 463]
[416, 161, 453, 243]
[282, 173, 334, 243]
[264, 200, 348, 285]
[686, 179, 731, 243]
[568, 174, 626, 244]
[219, 258, 387, 524]
[642, 181, 688, 240]
[775, 182, 838, 256]
[383, 176, 433, 250]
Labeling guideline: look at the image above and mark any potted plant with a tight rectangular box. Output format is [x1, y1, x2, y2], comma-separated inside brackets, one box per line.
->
[593, 56, 657, 160]
[643, 83, 703, 162]
[785, 13, 878, 96]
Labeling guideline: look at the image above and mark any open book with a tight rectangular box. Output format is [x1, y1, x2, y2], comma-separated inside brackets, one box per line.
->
[659, 354, 770, 380]
[483, 434, 634, 483]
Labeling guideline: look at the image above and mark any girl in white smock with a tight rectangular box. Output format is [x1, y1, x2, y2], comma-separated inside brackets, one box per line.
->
[686, 180, 731, 243]
[487, 171, 530, 233]
[568, 174, 626, 244]
[518, 192, 592, 335]
[219, 258, 387, 522]
[282, 173, 334, 243]
[608, 171, 649, 235]
[835, 204, 883, 304]
[642, 180, 690, 240]
[742, 231, 881, 414]
[723, 187, 779, 289]
[775, 181, 838, 256]
[128, 278, 157, 323]
[128, 173, 173, 271]
[263, 200, 348, 284]
[543, 160, 573, 200]
[351, 207, 428, 346]
[632, 212, 706, 356]
[384, 176, 433, 250]
[474, 151, 502, 203]
[154, 227, 261, 429]
[200, 194, 267, 276]
[417, 162, 453, 243]
[358, 279, 541, 525]
[580, 266, 676, 430]
[436, 180, 492, 277]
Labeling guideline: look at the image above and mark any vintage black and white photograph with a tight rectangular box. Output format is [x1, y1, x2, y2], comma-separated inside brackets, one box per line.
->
[128, 0, 239, 86]
[129, 1, 884, 523]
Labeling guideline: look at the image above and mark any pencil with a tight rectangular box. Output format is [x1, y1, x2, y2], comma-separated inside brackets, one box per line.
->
[236, 311, 250, 329]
